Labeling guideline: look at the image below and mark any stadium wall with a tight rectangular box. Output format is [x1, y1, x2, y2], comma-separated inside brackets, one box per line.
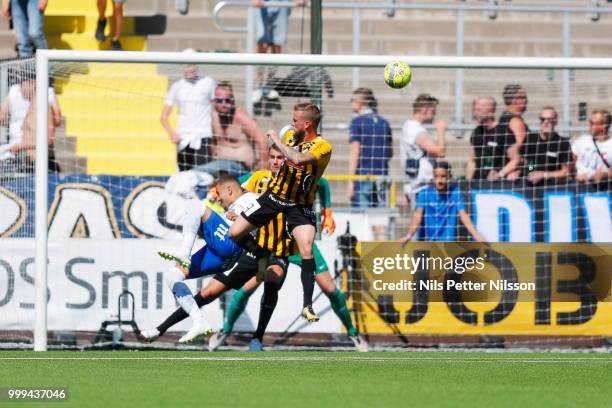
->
[1, 176, 610, 242]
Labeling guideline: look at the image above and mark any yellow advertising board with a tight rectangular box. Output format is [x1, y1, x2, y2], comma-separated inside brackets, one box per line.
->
[354, 243, 612, 335]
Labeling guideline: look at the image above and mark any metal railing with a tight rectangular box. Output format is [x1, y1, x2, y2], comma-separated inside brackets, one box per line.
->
[212, 1, 612, 131]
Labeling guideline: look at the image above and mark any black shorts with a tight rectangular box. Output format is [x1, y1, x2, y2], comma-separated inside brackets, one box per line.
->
[213, 252, 289, 290]
[241, 190, 316, 231]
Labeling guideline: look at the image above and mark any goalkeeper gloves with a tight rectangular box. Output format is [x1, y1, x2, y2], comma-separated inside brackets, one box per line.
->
[321, 208, 336, 235]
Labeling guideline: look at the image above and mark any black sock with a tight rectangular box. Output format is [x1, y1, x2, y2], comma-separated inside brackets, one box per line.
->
[253, 281, 279, 341]
[157, 308, 188, 335]
[157, 293, 213, 335]
[236, 235, 269, 258]
[301, 258, 316, 307]
[194, 292, 213, 307]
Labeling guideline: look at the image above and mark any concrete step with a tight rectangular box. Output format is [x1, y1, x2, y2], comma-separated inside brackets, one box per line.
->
[58, 62, 159, 76]
[153, 12, 612, 41]
[63, 115, 167, 134]
[58, 82, 168, 98]
[44, 15, 167, 36]
[53, 134, 88, 173]
[44, 15, 135, 35]
[125, 0, 215, 16]
[76, 136, 174, 156]
[47, 34, 147, 51]
[86, 154, 176, 176]
[44, 0, 211, 16]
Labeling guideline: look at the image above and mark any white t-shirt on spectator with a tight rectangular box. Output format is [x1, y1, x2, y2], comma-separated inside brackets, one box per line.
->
[571, 134, 612, 178]
[164, 76, 216, 151]
[7, 84, 56, 145]
[400, 119, 434, 184]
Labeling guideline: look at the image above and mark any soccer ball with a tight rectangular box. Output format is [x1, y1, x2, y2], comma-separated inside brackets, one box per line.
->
[384, 60, 412, 89]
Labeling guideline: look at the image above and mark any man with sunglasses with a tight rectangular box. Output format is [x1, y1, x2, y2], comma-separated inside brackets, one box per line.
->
[211, 81, 267, 171]
[520, 106, 571, 185]
[572, 109, 612, 182]
[161, 50, 216, 171]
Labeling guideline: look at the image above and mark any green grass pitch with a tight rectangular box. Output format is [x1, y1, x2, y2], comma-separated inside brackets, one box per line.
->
[0, 351, 609, 407]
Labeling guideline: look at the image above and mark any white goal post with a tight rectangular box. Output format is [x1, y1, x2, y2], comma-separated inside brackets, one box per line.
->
[31, 50, 612, 351]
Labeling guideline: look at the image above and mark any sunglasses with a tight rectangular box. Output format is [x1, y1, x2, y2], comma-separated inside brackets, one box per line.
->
[215, 97, 234, 104]
[539, 117, 557, 123]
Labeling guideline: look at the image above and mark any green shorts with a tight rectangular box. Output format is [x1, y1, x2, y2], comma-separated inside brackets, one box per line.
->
[288, 243, 329, 275]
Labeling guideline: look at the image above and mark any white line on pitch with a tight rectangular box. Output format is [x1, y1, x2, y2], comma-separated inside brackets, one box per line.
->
[0, 357, 610, 363]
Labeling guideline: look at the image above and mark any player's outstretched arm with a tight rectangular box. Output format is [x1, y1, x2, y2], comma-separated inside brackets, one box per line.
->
[459, 209, 488, 243]
[401, 208, 423, 245]
[266, 130, 318, 164]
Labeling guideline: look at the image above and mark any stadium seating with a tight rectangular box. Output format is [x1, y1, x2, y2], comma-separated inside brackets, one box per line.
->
[44, 0, 176, 175]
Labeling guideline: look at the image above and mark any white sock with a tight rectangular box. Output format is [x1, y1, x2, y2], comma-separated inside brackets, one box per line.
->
[165, 266, 195, 314]
[177, 199, 205, 260]
[175, 294, 199, 317]
[188, 305, 203, 322]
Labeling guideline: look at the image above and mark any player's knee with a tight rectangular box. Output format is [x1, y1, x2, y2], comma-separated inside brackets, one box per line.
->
[264, 265, 284, 286]
[243, 276, 261, 293]
[316, 275, 336, 295]
[228, 223, 244, 240]
[199, 286, 213, 299]
[300, 248, 314, 259]
[295, 238, 314, 258]
[165, 266, 187, 289]
[263, 279, 281, 294]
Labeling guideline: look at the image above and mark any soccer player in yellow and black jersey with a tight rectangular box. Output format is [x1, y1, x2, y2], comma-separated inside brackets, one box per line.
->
[267, 127, 332, 206]
[229, 102, 332, 322]
[241, 149, 297, 259]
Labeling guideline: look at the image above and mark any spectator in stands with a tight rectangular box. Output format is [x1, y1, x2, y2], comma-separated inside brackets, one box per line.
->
[6, 93, 57, 173]
[253, 0, 306, 56]
[466, 96, 501, 180]
[521, 106, 571, 185]
[161, 52, 217, 172]
[95, 0, 124, 50]
[347, 88, 393, 240]
[400, 93, 446, 205]
[477, 84, 527, 180]
[0, 74, 61, 172]
[210, 81, 267, 171]
[251, 0, 306, 100]
[500, 84, 529, 145]
[2, 0, 49, 57]
[572, 109, 612, 182]
[401, 161, 486, 243]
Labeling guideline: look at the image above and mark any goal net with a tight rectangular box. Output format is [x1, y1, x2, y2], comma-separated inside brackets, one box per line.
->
[0, 52, 610, 350]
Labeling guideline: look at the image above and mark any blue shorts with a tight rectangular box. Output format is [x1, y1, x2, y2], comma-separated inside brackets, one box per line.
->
[256, 7, 289, 46]
[351, 181, 386, 209]
[188, 212, 242, 278]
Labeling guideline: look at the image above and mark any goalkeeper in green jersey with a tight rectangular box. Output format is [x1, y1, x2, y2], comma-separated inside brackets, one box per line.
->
[207, 146, 368, 352]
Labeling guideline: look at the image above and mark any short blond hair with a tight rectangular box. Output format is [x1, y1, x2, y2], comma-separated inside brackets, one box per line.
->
[294, 102, 322, 128]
